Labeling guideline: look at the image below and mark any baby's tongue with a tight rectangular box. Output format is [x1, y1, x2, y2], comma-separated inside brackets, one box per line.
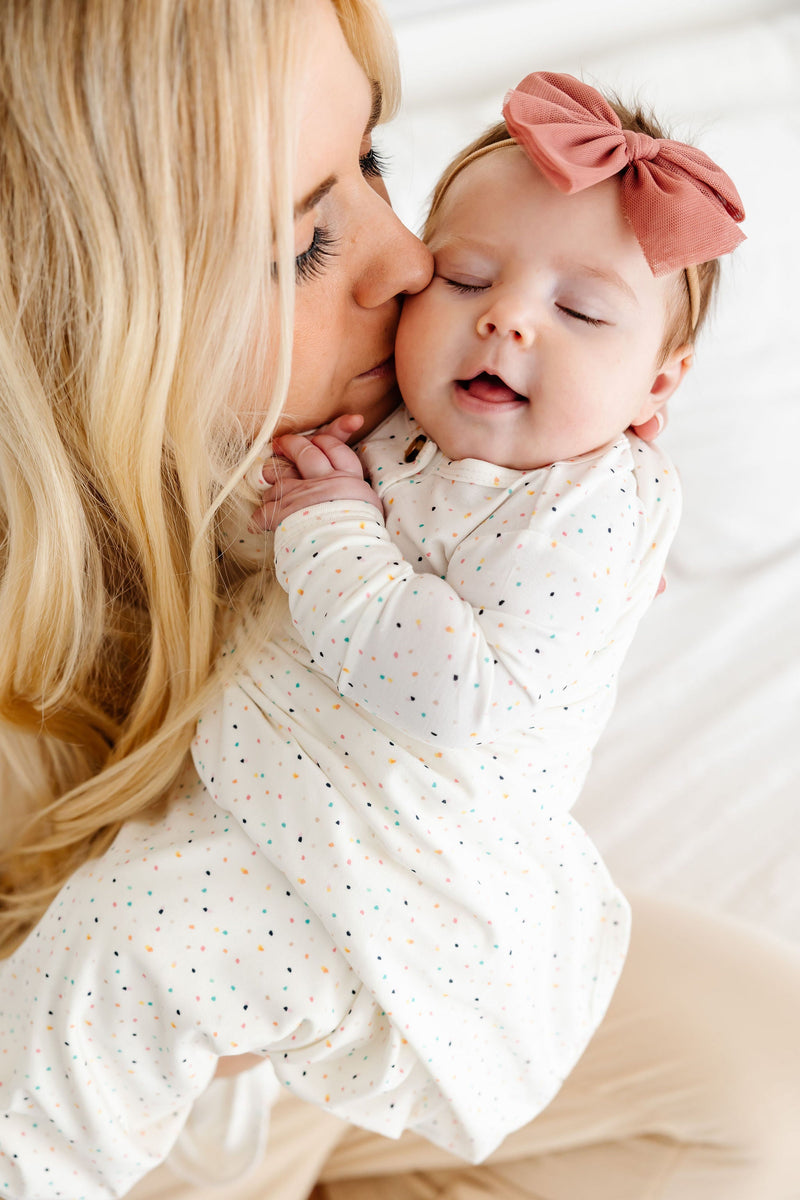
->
[462, 373, 519, 403]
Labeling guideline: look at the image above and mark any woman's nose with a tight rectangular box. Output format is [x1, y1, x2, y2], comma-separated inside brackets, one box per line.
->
[476, 298, 535, 348]
[353, 190, 433, 308]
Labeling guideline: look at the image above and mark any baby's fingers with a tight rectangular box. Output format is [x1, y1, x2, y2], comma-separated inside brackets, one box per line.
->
[256, 455, 299, 488]
[309, 433, 364, 477]
[273, 433, 338, 479]
[317, 412, 364, 444]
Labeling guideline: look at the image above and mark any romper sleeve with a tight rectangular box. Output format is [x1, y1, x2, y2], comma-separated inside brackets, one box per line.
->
[0, 769, 362, 1198]
[1, 764, 517, 1197]
[0, 830, 216, 1197]
[272, 493, 647, 749]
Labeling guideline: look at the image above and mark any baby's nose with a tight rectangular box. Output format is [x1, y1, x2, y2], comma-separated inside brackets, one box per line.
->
[476, 300, 535, 348]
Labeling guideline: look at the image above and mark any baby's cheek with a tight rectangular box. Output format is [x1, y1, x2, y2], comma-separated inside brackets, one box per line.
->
[395, 289, 423, 347]
[396, 285, 445, 374]
[393, 301, 425, 399]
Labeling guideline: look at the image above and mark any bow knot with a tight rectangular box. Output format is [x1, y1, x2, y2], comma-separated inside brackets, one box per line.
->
[623, 129, 659, 164]
[502, 72, 745, 276]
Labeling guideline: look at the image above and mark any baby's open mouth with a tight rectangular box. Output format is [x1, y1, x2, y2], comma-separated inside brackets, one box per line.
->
[456, 372, 527, 404]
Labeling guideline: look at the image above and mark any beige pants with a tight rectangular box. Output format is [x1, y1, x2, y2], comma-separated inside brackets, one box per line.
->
[130, 893, 800, 1200]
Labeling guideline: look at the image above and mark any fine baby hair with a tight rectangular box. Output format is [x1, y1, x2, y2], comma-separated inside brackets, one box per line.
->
[425, 71, 745, 360]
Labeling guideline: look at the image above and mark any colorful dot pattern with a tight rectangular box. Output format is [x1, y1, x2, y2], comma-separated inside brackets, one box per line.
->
[201, 416, 678, 1152]
[0, 409, 680, 1198]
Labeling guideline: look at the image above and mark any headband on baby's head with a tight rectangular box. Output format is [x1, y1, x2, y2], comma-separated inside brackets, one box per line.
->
[434, 72, 746, 330]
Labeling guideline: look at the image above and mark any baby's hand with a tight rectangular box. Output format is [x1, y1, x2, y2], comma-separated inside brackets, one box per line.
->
[250, 416, 382, 531]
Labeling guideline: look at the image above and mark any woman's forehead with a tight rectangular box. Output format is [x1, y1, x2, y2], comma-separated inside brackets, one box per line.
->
[293, 0, 374, 203]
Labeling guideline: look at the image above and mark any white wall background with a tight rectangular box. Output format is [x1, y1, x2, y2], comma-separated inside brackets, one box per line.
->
[378, 0, 800, 943]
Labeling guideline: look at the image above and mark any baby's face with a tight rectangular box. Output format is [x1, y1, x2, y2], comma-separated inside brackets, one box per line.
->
[395, 147, 680, 468]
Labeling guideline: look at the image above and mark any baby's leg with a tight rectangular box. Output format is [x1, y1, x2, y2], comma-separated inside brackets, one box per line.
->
[311, 892, 800, 1200]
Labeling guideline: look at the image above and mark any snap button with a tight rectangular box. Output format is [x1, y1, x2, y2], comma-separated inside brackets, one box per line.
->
[404, 434, 428, 463]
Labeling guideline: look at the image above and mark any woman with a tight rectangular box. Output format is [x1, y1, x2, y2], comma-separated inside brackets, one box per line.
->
[1, 2, 798, 1198]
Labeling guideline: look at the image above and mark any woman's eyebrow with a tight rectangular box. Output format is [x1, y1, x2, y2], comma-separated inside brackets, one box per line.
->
[294, 176, 336, 218]
[294, 84, 381, 220]
[367, 80, 383, 134]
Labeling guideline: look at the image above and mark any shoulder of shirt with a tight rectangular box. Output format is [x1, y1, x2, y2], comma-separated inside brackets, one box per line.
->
[360, 416, 679, 509]
[359, 405, 420, 453]
[543, 433, 679, 498]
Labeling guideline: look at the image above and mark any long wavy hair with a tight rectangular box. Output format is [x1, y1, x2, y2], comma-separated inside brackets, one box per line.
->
[0, 0, 399, 957]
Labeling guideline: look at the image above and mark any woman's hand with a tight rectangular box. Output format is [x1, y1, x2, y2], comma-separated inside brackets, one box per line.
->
[632, 410, 668, 595]
[630, 410, 668, 594]
[630, 411, 666, 441]
[250, 414, 383, 532]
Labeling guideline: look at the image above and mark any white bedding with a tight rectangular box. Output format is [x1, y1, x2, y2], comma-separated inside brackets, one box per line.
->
[382, 0, 800, 943]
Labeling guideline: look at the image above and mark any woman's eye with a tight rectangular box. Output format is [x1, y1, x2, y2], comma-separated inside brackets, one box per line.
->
[359, 145, 389, 180]
[558, 304, 605, 327]
[295, 226, 339, 284]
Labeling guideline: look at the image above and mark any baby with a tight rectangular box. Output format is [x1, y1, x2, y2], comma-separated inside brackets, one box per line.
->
[200, 73, 744, 1159]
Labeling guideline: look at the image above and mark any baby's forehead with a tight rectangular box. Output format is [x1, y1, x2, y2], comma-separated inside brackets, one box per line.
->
[428, 145, 624, 248]
[434, 143, 529, 212]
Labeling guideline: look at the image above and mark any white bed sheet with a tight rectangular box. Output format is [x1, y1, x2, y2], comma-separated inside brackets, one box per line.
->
[382, 0, 800, 943]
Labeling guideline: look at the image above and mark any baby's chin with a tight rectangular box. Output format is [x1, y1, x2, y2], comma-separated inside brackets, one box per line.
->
[435, 434, 538, 469]
[433, 429, 620, 471]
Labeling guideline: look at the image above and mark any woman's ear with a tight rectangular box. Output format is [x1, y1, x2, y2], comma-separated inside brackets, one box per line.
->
[632, 343, 694, 427]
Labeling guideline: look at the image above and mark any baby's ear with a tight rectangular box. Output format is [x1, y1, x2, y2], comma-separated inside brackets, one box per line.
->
[633, 343, 694, 427]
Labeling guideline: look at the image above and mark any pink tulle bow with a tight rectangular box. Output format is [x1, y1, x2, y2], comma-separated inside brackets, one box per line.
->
[502, 72, 745, 276]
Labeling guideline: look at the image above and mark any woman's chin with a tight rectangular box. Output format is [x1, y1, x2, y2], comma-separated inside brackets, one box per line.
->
[350, 381, 402, 438]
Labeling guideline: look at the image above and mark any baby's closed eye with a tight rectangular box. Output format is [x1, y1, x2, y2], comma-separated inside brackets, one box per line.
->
[442, 276, 491, 295]
[556, 304, 606, 327]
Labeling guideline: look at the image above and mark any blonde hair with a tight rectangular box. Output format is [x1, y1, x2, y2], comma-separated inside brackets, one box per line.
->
[0, 0, 400, 957]
[425, 100, 721, 361]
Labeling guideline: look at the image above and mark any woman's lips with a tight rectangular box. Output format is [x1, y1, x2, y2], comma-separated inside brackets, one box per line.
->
[456, 372, 527, 405]
[356, 354, 395, 381]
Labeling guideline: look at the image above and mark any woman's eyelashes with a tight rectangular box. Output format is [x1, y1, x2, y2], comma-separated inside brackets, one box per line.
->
[295, 226, 339, 283]
[292, 146, 387, 285]
[359, 144, 389, 180]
